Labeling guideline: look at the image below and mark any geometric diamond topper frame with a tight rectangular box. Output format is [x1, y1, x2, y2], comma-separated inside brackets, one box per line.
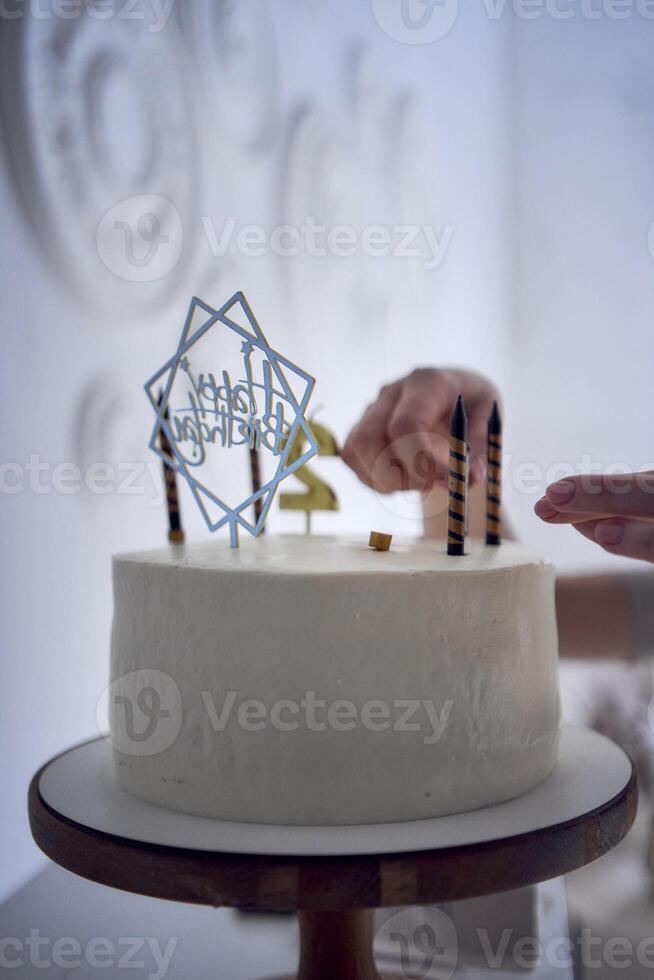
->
[145, 291, 318, 547]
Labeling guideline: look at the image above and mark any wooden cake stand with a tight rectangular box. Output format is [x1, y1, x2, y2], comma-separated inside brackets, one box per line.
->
[29, 726, 637, 980]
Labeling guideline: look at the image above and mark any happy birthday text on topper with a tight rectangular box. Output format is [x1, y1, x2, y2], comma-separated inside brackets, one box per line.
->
[145, 292, 318, 547]
[172, 344, 291, 463]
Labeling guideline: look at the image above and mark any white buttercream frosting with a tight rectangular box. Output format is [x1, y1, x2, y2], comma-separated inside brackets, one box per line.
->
[110, 536, 561, 825]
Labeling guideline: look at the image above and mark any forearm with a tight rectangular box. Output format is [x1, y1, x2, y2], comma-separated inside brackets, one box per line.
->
[423, 494, 641, 661]
[555, 575, 638, 661]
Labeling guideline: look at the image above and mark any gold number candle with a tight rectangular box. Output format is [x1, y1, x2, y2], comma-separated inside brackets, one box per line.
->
[279, 420, 339, 533]
[447, 395, 468, 556]
[486, 401, 502, 546]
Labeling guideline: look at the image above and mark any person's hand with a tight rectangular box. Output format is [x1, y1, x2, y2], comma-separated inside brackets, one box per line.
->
[341, 368, 499, 494]
[535, 472, 654, 563]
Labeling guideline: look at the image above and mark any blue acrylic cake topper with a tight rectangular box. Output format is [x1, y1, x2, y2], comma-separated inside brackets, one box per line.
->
[145, 291, 318, 547]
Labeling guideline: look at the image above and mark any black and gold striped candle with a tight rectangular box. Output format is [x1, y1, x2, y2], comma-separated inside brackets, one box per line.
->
[158, 391, 184, 545]
[486, 401, 502, 546]
[447, 395, 468, 556]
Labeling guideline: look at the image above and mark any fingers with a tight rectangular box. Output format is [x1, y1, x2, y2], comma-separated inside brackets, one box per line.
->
[387, 369, 451, 448]
[571, 518, 654, 563]
[386, 371, 453, 490]
[341, 383, 402, 492]
[342, 368, 499, 494]
[381, 431, 450, 494]
[542, 472, 654, 520]
[343, 372, 451, 494]
[534, 472, 654, 564]
[534, 498, 593, 524]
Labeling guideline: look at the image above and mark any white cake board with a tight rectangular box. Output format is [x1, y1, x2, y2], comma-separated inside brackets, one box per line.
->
[38, 725, 631, 858]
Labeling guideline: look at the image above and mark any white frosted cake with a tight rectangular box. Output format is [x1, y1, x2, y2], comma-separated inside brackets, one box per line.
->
[109, 536, 560, 825]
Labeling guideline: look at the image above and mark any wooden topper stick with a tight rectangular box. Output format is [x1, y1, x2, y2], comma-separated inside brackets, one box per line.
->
[447, 395, 468, 556]
[486, 401, 502, 546]
[158, 391, 184, 545]
[250, 445, 264, 531]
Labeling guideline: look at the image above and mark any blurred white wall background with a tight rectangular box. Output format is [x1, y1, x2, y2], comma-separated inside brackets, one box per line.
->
[0, 0, 652, 900]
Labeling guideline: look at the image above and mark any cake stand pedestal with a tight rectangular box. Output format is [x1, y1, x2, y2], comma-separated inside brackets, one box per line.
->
[29, 727, 637, 980]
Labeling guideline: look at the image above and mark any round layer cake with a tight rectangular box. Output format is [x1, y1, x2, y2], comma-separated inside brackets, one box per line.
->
[109, 536, 560, 825]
